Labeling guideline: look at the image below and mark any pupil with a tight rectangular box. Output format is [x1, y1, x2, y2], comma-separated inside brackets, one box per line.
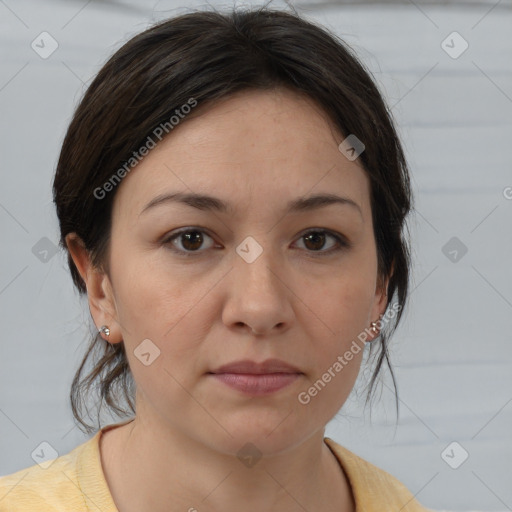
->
[304, 232, 324, 251]
[183, 231, 202, 250]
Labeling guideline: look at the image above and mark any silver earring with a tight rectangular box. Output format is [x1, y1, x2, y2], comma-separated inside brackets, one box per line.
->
[99, 325, 110, 337]
[369, 314, 383, 336]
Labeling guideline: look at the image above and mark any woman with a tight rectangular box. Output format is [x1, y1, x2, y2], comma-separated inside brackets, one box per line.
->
[0, 6, 433, 511]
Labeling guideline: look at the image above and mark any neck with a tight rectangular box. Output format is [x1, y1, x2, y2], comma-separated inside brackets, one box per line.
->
[100, 415, 354, 512]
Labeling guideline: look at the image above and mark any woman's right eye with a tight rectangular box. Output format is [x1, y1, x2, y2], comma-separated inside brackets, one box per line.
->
[162, 228, 216, 257]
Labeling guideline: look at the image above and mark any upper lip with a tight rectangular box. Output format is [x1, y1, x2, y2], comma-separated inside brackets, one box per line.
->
[209, 358, 303, 374]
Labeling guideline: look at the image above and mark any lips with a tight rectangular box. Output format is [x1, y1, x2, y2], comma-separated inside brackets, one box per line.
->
[209, 358, 303, 375]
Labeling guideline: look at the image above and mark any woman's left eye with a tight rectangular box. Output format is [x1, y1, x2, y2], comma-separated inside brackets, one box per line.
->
[162, 228, 349, 257]
[294, 229, 349, 255]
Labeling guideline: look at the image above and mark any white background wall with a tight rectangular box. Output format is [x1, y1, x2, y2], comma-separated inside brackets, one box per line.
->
[0, 1, 511, 511]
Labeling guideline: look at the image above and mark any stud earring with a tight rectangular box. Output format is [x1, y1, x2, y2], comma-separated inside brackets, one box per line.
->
[99, 325, 110, 338]
[368, 314, 383, 341]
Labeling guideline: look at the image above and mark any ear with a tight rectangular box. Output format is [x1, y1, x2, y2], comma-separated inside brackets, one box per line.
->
[65, 233, 123, 344]
[367, 259, 394, 342]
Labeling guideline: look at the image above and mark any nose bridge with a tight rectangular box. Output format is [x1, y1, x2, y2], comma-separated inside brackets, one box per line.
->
[234, 233, 282, 295]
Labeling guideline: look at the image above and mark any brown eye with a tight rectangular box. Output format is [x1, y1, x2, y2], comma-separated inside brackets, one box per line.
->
[295, 229, 349, 255]
[179, 231, 204, 251]
[163, 228, 216, 256]
[303, 231, 327, 251]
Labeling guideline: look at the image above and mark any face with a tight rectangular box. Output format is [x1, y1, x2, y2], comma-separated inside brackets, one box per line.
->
[74, 88, 388, 456]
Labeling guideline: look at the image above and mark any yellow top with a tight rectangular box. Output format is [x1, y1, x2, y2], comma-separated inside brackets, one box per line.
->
[0, 419, 433, 511]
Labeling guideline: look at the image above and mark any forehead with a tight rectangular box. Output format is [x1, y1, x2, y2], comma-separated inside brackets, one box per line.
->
[112, 88, 371, 222]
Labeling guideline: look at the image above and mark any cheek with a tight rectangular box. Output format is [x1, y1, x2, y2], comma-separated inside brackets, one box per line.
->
[112, 247, 198, 330]
[296, 260, 376, 402]
[304, 263, 376, 343]
[111, 251, 217, 375]
[299, 283, 368, 418]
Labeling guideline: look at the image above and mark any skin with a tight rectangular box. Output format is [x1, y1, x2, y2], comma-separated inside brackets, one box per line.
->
[67, 87, 390, 512]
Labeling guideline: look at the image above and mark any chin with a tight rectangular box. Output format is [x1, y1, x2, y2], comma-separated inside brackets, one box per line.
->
[203, 418, 314, 458]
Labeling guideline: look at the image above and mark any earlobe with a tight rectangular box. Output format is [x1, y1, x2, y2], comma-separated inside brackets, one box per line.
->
[367, 271, 392, 342]
[65, 233, 122, 344]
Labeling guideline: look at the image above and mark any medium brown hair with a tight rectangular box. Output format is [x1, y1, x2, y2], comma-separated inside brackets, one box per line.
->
[53, 5, 413, 435]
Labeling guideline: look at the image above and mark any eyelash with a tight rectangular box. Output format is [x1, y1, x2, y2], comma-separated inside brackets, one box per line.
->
[161, 227, 350, 258]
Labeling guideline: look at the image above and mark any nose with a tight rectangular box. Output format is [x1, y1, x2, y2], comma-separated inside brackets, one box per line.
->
[221, 245, 294, 337]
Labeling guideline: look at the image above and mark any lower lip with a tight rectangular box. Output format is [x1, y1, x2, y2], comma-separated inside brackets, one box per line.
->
[209, 373, 301, 395]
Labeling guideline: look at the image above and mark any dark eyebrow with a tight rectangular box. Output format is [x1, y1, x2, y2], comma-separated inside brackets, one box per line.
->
[139, 192, 363, 219]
